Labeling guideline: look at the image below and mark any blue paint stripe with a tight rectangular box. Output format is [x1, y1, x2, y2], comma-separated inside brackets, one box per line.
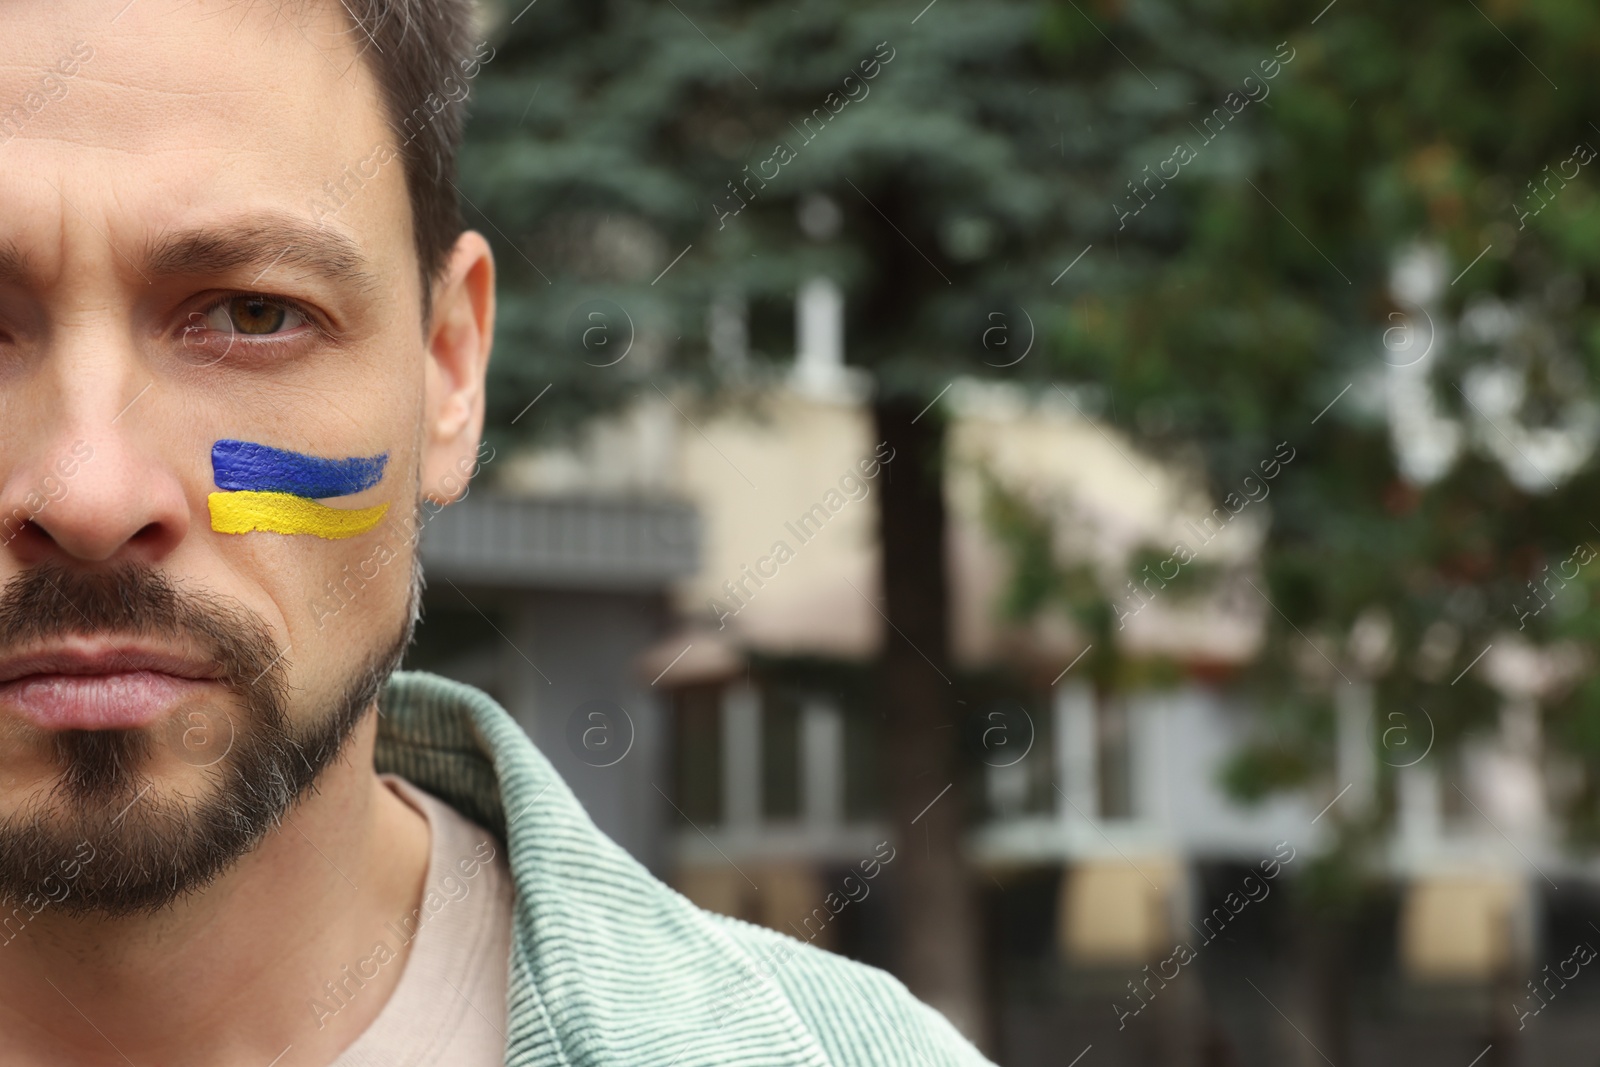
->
[212, 440, 387, 498]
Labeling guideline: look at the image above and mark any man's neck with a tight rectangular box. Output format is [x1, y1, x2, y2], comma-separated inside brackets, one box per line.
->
[0, 712, 433, 1067]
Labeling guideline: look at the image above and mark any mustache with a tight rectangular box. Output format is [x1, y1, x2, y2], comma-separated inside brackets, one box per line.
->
[0, 564, 290, 810]
[0, 561, 409, 916]
[0, 563, 286, 700]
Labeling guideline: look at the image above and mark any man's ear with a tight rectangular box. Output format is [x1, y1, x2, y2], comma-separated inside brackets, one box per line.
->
[420, 231, 495, 505]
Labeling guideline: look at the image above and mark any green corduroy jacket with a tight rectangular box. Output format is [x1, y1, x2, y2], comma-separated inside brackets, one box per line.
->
[375, 670, 997, 1066]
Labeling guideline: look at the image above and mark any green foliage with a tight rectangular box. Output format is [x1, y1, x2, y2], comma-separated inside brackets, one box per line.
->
[980, 469, 1089, 623]
[465, 0, 1107, 437]
[465, 0, 1600, 851]
[974, 0, 1600, 854]
[1219, 741, 1313, 804]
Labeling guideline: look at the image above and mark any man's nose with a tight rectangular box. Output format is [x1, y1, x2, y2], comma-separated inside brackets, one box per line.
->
[0, 391, 191, 567]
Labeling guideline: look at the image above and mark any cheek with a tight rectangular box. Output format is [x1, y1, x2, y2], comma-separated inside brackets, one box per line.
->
[265, 528, 418, 725]
[211, 449, 422, 712]
[290, 490, 418, 619]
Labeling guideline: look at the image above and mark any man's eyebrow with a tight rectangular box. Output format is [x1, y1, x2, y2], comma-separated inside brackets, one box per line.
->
[142, 216, 378, 290]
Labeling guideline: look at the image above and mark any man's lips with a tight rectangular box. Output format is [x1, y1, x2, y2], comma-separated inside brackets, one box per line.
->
[0, 643, 225, 731]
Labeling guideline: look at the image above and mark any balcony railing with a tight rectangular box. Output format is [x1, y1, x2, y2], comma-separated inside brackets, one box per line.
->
[419, 493, 700, 590]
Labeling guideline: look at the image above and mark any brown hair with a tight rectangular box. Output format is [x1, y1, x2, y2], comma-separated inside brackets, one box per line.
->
[333, 0, 481, 320]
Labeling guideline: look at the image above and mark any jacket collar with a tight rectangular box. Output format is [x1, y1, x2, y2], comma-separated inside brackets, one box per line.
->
[376, 670, 837, 1066]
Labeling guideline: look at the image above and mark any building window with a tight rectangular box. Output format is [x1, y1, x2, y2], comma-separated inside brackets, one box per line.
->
[843, 703, 884, 821]
[1098, 697, 1135, 821]
[672, 685, 723, 826]
[762, 690, 802, 822]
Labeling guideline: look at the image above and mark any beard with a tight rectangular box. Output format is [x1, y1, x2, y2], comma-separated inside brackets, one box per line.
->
[0, 560, 419, 917]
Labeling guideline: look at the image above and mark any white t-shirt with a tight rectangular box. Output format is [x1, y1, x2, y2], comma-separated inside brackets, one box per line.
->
[329, 775, 513, 1066]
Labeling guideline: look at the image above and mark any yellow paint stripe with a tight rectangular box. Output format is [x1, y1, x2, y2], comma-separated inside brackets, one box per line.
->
[208, 491, 388, 540]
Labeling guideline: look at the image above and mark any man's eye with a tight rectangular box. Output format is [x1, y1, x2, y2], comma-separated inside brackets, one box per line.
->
[202, 296, 307, 336]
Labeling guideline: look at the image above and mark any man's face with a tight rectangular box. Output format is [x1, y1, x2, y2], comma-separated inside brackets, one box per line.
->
[0, 1, 485, 911]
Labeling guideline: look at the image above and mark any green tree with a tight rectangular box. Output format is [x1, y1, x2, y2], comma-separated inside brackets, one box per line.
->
[461, 0, 1126, 1041]
[987, 0, 1600, 1059]
[465, 0, 1600, 1054]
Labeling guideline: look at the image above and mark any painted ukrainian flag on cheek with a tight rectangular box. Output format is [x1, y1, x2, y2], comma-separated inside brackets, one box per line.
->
[208, 440, 389, 540]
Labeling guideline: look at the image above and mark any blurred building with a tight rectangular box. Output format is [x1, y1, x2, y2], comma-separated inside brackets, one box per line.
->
[411, 493, 697, 874]
[406, 292, 1600, 1064]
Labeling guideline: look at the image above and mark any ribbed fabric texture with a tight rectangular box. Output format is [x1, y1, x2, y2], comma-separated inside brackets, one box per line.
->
[376, 670, 997, 1066]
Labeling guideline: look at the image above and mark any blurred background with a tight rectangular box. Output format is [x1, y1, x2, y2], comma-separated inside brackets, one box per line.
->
[401, 1, 1600, 1063]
